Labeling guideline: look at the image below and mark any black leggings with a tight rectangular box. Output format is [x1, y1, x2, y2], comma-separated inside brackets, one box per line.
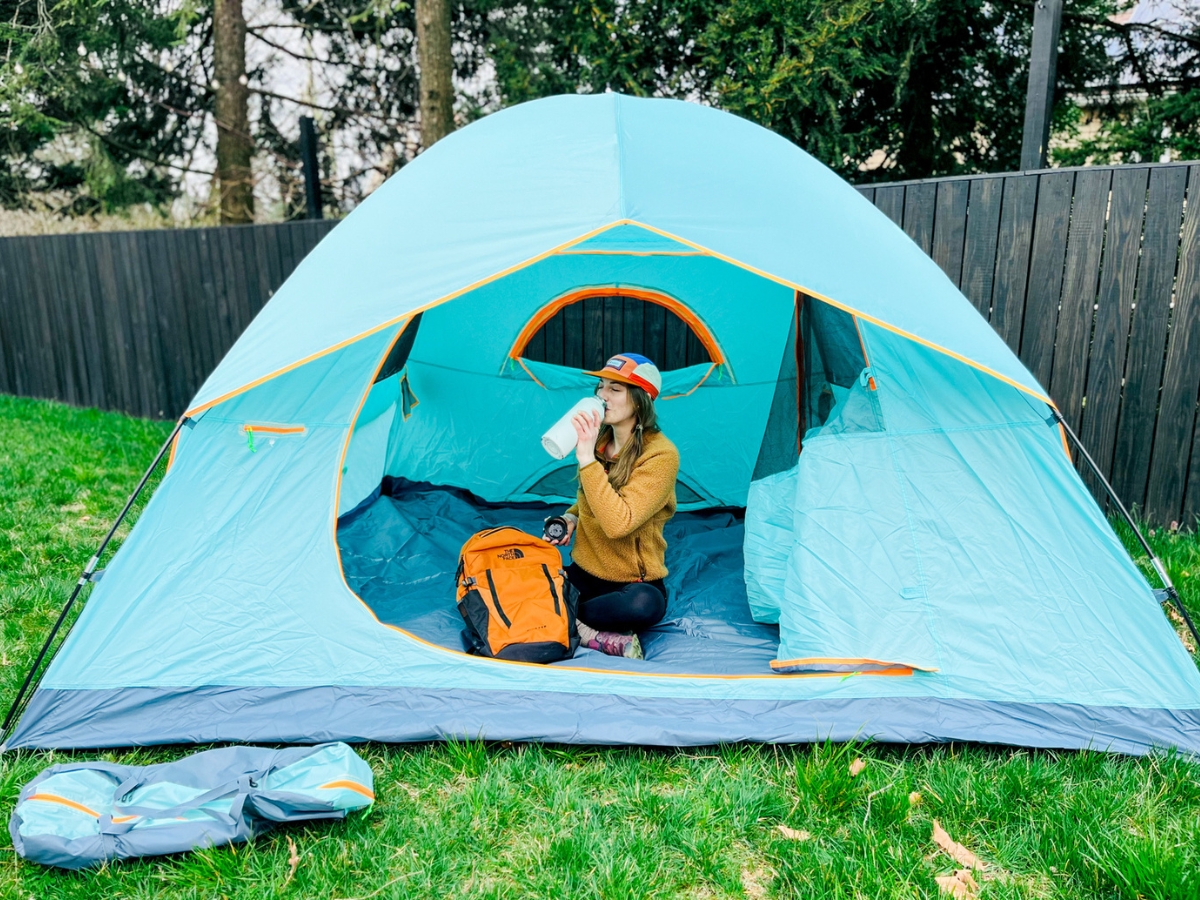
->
[566, 563, 667, 633]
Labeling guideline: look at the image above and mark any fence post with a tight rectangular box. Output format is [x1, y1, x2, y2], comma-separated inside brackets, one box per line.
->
[1020, 0, 1063, 170]
[299, 116, 324, 220]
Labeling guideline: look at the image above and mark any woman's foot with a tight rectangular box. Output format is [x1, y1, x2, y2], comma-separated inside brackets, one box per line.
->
[576, 621, 643, 659]
[587, 631, 643, 659]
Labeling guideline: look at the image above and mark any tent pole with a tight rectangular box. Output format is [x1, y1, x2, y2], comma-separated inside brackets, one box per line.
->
[1050, 407, 1200, 651]
[0, 417, 187, 749]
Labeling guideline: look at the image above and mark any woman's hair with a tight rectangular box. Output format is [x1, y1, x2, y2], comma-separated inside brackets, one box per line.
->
[594, 383, 659, 490]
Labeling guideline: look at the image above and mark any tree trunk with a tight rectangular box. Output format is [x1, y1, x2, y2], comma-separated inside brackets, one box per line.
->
[416, 0, 455, 149]
[213, 0, 254, 224]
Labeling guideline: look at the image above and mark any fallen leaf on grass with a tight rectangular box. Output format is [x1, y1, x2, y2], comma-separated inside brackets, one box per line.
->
[849, 758, 867, 777]
[776, 825, 811, 841]
[932, 820, 983, 870]
[908, 791, 923, 806]
[935, 868, 979, 898]
[283, 836, 300, 887]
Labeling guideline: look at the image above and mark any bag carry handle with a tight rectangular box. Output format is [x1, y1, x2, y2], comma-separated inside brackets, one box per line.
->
[111, 773, 263, 822]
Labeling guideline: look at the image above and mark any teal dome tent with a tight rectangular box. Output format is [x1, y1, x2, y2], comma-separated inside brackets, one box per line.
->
[7, 94, 1200, 754]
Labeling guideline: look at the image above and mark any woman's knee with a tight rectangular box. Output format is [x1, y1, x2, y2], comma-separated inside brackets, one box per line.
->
[622, 583, 666, 623]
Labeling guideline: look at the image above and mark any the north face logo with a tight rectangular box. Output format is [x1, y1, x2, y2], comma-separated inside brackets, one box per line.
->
[497, 548, 525, 560]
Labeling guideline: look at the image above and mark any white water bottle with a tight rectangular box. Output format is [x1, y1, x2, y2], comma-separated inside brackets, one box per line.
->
[541, 397, 606, 459]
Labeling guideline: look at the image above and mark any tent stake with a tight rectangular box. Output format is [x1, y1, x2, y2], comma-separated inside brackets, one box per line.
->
[0, 418, 187, 750]
[1050, 407, 1200, 651]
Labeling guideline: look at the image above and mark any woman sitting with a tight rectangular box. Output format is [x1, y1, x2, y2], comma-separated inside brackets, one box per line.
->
[550, 353, 679, 659]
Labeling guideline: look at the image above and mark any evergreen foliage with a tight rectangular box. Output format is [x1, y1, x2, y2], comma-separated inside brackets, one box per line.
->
[2, 0, 1199, 215]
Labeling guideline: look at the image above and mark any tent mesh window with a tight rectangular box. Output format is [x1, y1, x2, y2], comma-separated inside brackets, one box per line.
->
[521, 295, 711, 371]
[751, 295, 878, 481]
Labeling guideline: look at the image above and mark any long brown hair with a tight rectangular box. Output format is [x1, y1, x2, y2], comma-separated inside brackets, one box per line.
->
[594, 383, 659, 490]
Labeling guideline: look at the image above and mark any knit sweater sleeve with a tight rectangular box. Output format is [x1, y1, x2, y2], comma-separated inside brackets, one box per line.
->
[578, 443, 679, 539]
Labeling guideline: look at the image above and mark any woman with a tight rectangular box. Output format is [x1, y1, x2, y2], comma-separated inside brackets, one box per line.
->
[549, 353, 679, 659]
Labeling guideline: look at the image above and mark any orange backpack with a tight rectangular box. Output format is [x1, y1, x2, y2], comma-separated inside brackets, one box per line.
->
[456, 527, 579, 663]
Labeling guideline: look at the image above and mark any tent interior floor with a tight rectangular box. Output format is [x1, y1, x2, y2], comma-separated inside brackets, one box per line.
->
[337, 480, 781, 675]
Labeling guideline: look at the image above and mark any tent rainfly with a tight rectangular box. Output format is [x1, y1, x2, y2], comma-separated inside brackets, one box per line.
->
[6, 94, 1200, 755]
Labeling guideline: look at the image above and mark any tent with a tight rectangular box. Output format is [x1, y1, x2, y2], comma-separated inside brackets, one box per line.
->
[7, 94, 1200, 754]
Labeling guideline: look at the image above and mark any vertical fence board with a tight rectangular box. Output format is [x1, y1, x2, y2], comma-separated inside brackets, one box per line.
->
[1020, 171, 1074, 389]
[1079, 166, 1149, 500]
[26, 237, 63, 400]
[1112, 165, 1189, 510]
[583, 297, 603, 370]
[990, 176, 1039, 351]
[543, 307, 564, 366]
[902, 182, 937, 255]
[664, 310, 688, 370]
[645, 301, 667, 365]
[931, 180, 969, 287]
[1154, 165, 1200, 524]
[93, 234, 135, 415]
[960, 178, 1004, 318]
[624, 295, 644, 355]
[0, 238, 16, 393]
[1049, 168, 1111, 432]
[874, 186, 905, 226]
[563, 301, 584, 369]
[71, 235, 109, 410]
[44, 236, 84, 406]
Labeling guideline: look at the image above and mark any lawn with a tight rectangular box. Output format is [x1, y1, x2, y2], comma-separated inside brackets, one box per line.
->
[1, 392, 1199, 899]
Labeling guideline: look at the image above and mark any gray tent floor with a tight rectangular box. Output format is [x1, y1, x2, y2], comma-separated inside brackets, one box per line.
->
[337, 481, 780, 675]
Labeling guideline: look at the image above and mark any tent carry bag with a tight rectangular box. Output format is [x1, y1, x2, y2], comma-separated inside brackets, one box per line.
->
[9, 743, 374, 869]
[456, 527, 579, 663]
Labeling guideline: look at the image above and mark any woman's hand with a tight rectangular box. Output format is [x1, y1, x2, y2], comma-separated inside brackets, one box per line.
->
[572, 408, 601, 468]
[546, 513, 577, 546]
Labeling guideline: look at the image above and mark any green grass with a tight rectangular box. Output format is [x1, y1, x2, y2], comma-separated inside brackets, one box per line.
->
[2, 392, 1199, 899]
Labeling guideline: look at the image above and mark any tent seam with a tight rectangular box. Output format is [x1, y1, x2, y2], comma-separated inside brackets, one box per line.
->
[614, 93, 628, 220]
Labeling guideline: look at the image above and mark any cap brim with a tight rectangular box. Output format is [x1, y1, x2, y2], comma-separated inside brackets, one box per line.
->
[585, 368, 659, 398]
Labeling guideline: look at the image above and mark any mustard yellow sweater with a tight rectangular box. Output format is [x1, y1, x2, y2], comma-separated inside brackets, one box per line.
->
[567, 430, 679, 582]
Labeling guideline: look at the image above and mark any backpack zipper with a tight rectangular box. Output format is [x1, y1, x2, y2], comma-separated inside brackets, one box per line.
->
[541, 564, 562, 616]
[484, 569, 511, 628]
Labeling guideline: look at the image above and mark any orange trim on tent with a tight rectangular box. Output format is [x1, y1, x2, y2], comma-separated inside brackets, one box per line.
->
[319, 780, 375, 800]
[166, 431, 181, 472]
[508, 285, 726, 366]
[772, 666, 915, 677]
[241, 424, 306, 436]
[851, 316, 878, 391]
[659, 362, 718, 400]
[27, 793, 100, 817]
[514, 357, 546, 388]
[557, 249, 706, 257]
[770, 657, 937, 673]
[1054, 410, 1073, 462]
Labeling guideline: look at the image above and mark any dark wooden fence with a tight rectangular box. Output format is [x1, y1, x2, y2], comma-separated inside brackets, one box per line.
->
[0, 220, 335, 420]
[855, 162, 1200, 526]
[2, 161, 1200, 524]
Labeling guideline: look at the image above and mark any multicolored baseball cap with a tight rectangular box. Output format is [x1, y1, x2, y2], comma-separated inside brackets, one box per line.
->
[586, 352, 663, 400]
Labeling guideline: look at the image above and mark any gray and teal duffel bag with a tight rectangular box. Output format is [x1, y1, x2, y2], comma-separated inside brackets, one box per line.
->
[9, 742, 374, 869]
